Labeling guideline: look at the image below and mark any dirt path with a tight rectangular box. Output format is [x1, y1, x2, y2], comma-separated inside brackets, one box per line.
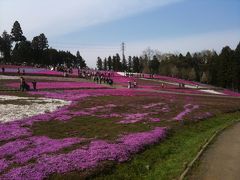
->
[189, 122, 240, 180]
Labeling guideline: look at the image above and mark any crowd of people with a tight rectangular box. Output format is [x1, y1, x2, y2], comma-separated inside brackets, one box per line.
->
[73, 69, 115, 86]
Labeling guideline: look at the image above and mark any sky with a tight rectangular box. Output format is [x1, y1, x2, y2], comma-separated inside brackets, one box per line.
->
[1, 0, 240, 67]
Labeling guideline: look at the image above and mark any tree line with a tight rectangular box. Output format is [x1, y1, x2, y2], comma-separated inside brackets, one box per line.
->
[97, 43, 240, 91]
[0, 21, 86, 68]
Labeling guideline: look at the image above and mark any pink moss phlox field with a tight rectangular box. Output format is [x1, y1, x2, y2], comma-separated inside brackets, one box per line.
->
[0, 136, 82, 173]
[149, 118, 161, 122]
[13, 136, 82, 164]
[1, 127, 167, 180]
[174, 104, 199, 121]
[143, 103, 163, 109]
[0, 159, 9, 173]
[8, 82, 106, 90]
[0, 139, 31, 159]
[0, 122, 31, 141]
[143, 103, 170, 113]
[97, 113, 122, 118]
[118, 113, 149, 124]
[222, 89, 240, 97]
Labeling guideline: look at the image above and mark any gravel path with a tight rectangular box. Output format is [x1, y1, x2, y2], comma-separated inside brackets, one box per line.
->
[189, 122, 240, 180]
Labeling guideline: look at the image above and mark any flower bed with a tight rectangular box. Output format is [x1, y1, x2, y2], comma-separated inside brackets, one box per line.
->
[1, 127, 167, 180]
[0, 95, 70, 123]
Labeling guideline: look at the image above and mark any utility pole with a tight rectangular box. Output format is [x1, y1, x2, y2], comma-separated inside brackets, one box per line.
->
[121, 42, 125, 61]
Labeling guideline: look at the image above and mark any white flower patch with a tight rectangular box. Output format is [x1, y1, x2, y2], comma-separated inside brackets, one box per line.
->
[0, 95, 70, 123]
[0, 75, 20, 80]
[199, 89, 225, 95]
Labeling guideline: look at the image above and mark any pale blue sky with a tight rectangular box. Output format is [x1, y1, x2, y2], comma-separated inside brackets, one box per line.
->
[1, 0, 240, 67]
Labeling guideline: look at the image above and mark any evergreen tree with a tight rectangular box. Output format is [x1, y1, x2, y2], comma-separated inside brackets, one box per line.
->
[97, 57, 103, 70]
[115, 53, 122, 71]
[12, 41, 32, 64]
[112, 56, 117, 71]
[122, 56, 127, 71]
[0, 36, 3, 59]
[192, 53, 201, 81]
[76, 51, 86, 68]
[79, 57, 86, 69]
[11, 21, 26, 42]
[208, 52, 218, 85]
[103, 58, 107, 70]
[32, 33, 48, 51]
[185, 52, 192, 65]
[38, 33, 48, 50]
[233, 42, 240, 90]
[127, 56, 132, 72]
[132, 56, 140, 73]
[217, 46, 234, 88]
[149, 55, 159, 74]
[1, 31, 12, 62]
[139, 57, 144, 72]
[107, 56, 112, 70]
[44, 48, 59, 66]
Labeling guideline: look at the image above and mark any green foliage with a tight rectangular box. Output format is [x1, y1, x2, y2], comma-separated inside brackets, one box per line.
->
[97, 57, 103, 70]
[133, 56, 140, 73]
[107, 56, 112, 70]
[149, 55, 160, 74]
[76, 51, 86, 69]
[11, 21, 26, 42]
[121, 56, 127, 71]
[12, 41, 33, 64]
[0, 21, 88, 67]
[0, 31, 12, 62]
[127, 56, 132, 72]
[32, 33, 48, 51]
[103, 58, 108, 71]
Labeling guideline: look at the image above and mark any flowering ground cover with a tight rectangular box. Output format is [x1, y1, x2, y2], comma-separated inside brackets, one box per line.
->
[0, 73, 240, 179]
[8, 81, 109, 90]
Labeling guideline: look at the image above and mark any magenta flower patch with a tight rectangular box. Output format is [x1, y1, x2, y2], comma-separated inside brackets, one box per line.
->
[1, 127, 167, 179]
[173, 104, 199, 121]
[8, 82, 107, 90]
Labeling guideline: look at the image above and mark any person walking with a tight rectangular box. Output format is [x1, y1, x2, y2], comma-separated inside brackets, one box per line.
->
[32, 80, 37, 91]
[128, 81, 131, 89]
[20, 77, 25, 91]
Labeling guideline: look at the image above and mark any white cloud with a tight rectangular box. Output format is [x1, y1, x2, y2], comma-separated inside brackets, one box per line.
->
[0, 0, 182, 38]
